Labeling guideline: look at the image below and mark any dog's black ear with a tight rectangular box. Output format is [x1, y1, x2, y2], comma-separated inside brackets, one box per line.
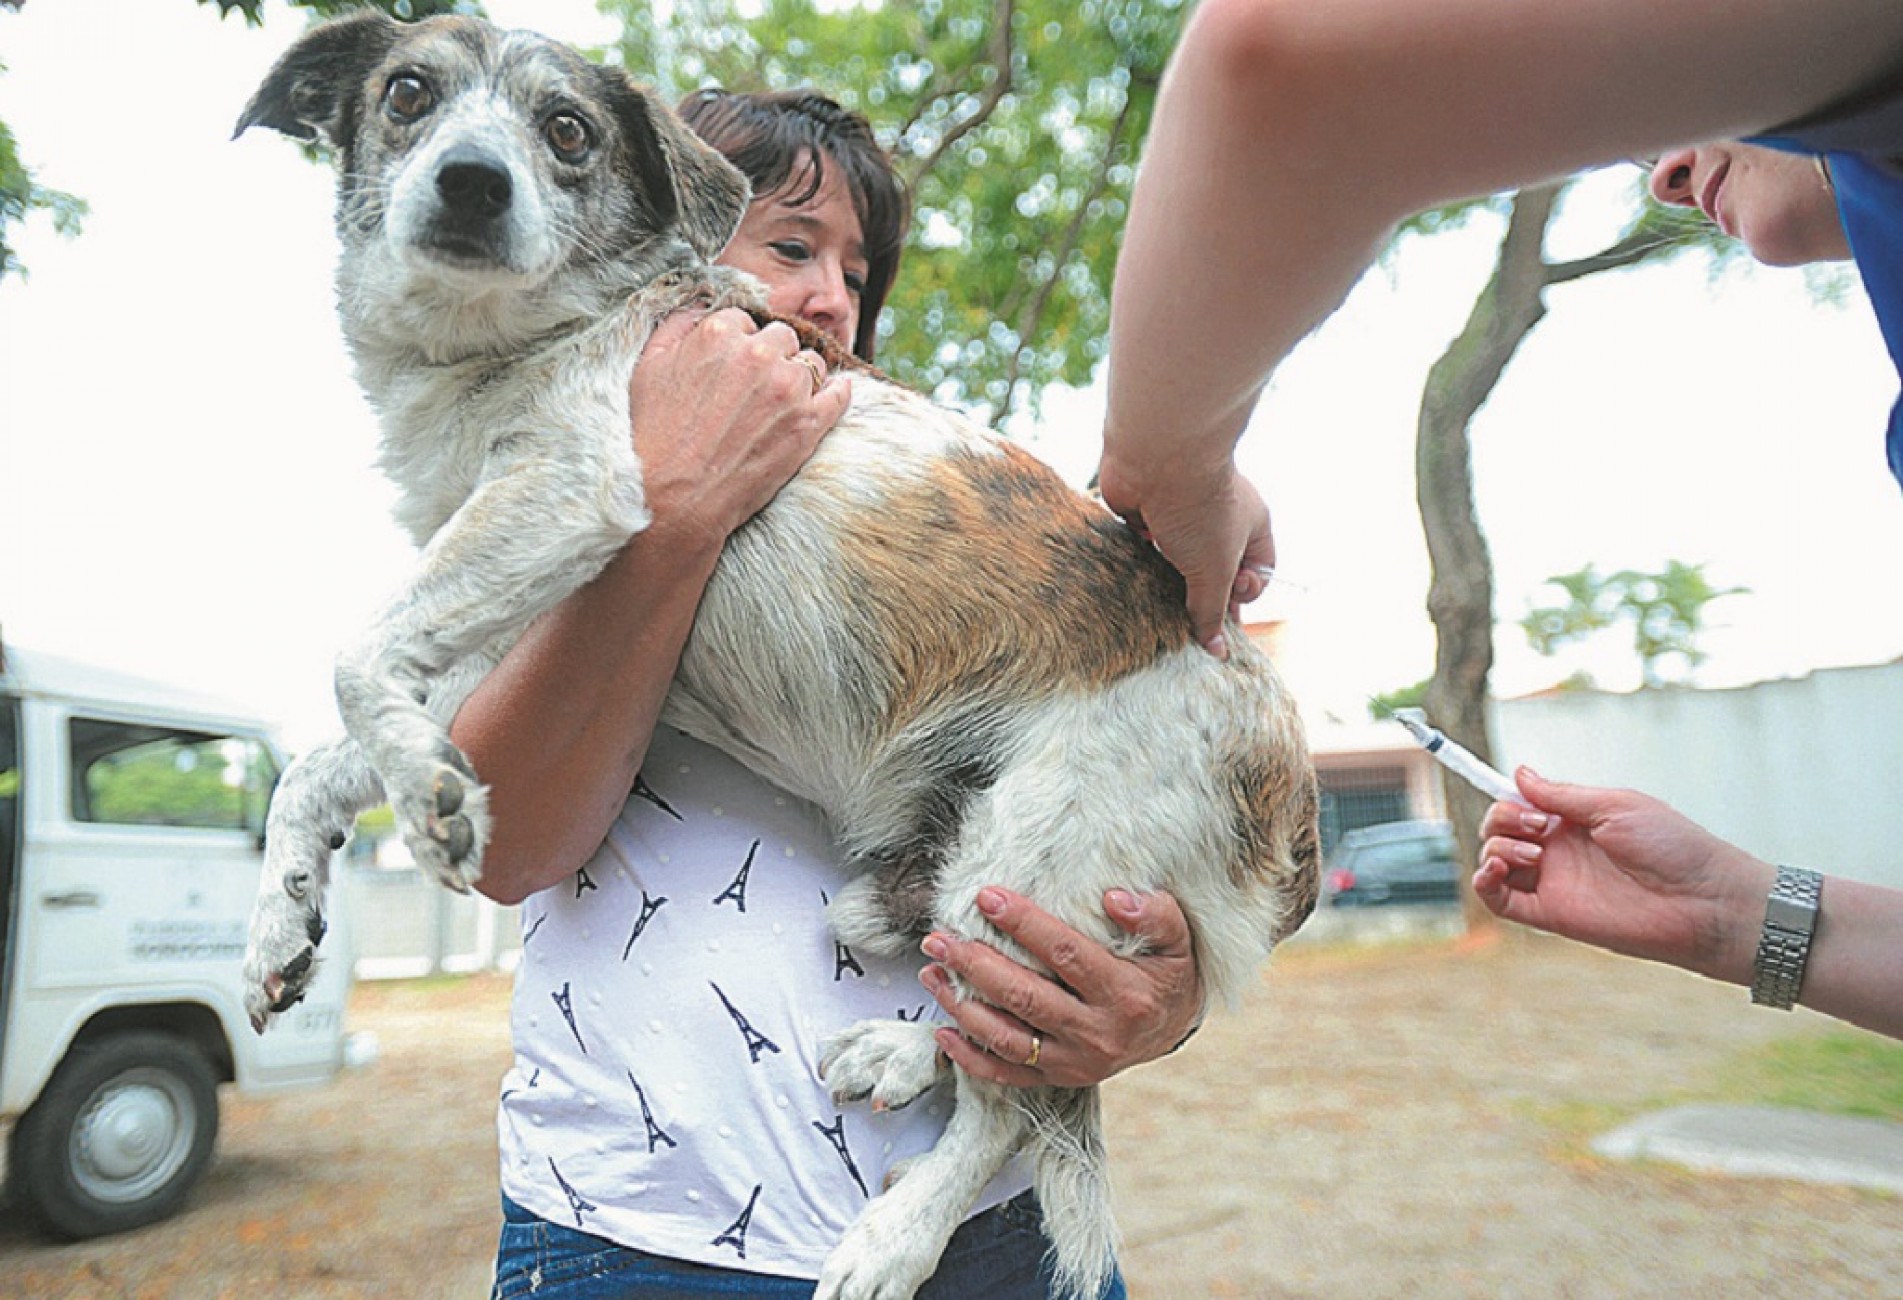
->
[607, 75, 752, 262]
[234, 11, 401, 145]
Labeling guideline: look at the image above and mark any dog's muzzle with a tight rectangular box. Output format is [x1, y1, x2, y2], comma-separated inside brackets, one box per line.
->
[423, 145, 515, 263]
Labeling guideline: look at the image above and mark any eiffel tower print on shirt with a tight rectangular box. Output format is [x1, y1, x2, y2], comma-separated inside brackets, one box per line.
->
[712, 839, 760, 912]
[627, 1071, 678, 1153]
[711, 1183, 763, 1259]
[710, 981, 780, 1063]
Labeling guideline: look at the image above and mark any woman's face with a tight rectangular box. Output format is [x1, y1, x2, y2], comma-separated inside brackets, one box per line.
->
[717, 151, 869, 351]
[1648, 142, 1850, 267]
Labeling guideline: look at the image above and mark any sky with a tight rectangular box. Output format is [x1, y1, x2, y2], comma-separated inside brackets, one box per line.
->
[4, 0, 1902, 753]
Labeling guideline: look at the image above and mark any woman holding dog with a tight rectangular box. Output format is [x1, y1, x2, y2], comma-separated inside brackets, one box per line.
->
[456, 89, 1182, 1297]
[1098, 0, 1903, 1040]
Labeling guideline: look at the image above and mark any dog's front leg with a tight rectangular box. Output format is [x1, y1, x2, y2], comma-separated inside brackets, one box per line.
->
[244, 737, 383, 1031]
[336, 446, 647, 892]
[816, 1069, 1027, 1300]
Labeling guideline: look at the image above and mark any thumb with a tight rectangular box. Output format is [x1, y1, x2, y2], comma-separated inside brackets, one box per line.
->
[1514, 768, 1606, 822]
[640, 308, 700, 360]
[1105, 888, 1193, 956]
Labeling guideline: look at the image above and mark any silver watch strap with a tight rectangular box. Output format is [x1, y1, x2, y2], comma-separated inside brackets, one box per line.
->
[1749, 865, 1823, 1010]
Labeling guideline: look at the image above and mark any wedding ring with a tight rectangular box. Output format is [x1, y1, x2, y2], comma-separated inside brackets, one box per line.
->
[1022, 1034, 1042, 1069]
[795, 352, 825, 394]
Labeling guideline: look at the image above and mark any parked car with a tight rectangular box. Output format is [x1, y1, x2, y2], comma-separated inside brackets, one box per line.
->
[1323, 819, 1461, 907]
[0, 646, 355, 1238]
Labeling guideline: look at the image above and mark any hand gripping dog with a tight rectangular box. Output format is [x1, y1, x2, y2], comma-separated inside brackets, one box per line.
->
[236, 14, 1319, 1300]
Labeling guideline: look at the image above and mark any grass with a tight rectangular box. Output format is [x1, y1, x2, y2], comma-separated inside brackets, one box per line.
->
[1528, 1027, 1903, 1159]
[1706, 1030, 1903, 1121]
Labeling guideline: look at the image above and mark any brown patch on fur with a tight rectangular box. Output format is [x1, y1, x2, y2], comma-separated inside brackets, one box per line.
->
[830, 442, 1195, 724]
[1226, 712, 1321, 939]
[756, 310, 879, 380]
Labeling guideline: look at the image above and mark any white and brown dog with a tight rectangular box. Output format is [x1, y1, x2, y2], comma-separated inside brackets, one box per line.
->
[237, 13, 1317, 1300]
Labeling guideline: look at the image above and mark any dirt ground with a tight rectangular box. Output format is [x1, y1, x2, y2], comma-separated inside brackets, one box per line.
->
[3, 921, 1900, 1299]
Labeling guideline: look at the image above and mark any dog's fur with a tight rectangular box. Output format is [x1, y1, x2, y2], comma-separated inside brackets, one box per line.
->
[236, 14, 1319, 1299]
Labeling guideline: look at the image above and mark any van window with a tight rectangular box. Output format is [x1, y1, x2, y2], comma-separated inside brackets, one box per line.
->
[68, 718, 278, 833]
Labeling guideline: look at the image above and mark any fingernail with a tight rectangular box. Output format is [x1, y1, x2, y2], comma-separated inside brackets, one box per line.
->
[1107, 889, 1141, 918]
[1204, 633, 1228, 660]
[1518, 811, 1551, 834]
[976, 887, 1006, 917]
[1511, 841, 1542, 866]
[919, 963, 943, 993]
[921, 934, 949, 961]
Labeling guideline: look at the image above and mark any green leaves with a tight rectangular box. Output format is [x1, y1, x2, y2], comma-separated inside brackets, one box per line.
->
[608, 0, 1187, 424]
[1520, 560, 1749, 688]
[0, 112, 87, 281]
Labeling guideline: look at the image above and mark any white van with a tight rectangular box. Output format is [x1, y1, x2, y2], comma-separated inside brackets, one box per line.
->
[0, 646, 353, 1237]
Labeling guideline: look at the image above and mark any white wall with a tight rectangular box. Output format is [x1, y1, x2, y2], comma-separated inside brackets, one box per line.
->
[1494, 662, 1903, 890]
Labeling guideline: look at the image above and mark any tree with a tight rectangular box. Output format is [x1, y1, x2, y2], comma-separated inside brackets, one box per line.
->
[608, 0, 1187, 425]
[0, 0, 470, 280]
[1408, 183, 1736, 931]
[1521, 560, 1748, 689]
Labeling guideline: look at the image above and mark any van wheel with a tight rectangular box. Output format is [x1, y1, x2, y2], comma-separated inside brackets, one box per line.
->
[8, 1031, 220, 1239]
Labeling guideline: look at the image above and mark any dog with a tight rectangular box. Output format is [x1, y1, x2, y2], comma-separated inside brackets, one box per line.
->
[235, 13, 1319, 1299]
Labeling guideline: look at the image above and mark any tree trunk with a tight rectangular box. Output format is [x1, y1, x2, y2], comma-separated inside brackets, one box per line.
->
[1415, 183, 1561, 933]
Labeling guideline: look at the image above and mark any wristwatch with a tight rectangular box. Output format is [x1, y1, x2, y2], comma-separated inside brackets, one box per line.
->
[1749, 865, 1824, 1010]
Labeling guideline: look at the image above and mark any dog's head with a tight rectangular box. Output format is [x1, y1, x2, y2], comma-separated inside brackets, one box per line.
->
[236, 13, 749, 300]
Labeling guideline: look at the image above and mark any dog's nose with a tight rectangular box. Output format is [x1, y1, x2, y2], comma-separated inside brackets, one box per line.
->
[436, 149, 513, 220]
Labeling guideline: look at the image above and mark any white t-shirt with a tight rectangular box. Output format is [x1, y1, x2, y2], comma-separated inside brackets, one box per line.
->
[496, 729, 1030, 1278]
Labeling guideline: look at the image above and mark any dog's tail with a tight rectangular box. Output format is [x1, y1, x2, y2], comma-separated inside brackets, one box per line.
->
[1023, 1085, 1119, 1300]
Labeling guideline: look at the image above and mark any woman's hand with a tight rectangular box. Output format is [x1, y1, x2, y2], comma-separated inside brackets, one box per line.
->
[918, 886, 1205, 1089]
[631, 307, 851, 549]
[1476, 769, 1771, 983]
[1097, 453, 1274, 659]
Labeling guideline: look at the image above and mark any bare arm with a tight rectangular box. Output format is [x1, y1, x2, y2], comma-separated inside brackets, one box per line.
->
[453, 310, 848, 904]
[1479, 770, 1903, 1041]
[1100, 0, 1903, 648]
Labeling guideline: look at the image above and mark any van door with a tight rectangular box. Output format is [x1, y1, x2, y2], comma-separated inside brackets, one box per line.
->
[15, 705, 350, 1095]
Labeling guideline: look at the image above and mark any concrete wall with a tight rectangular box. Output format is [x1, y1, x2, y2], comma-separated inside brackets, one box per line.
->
[1494, 661, 1903, 890]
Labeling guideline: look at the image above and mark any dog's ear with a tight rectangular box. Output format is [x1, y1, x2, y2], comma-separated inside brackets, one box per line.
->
[234, 11, 401, 146]
[605, 75, 752, 262]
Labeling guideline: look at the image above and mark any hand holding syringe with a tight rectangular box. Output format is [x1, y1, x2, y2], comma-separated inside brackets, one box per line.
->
[1392, 708, 1532, 808]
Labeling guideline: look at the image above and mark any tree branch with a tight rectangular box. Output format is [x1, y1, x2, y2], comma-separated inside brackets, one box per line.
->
[1543, 227, 1683, 286]
[903, 0, 1016, 188]
[996, 84, 1134, 424]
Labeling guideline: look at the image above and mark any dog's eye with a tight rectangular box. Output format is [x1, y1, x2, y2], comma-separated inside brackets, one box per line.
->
[384, 75, 434, 123]
[545, 113, 592, 164]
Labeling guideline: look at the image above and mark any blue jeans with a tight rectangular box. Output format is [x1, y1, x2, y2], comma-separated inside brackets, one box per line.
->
[490, 1192, 1128, 1299]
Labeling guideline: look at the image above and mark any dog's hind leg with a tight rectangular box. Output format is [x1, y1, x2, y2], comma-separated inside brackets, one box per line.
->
[336, 449, 647, 892]
[815, 1071, 1027, 1300]
[243, 737, 383, 1031]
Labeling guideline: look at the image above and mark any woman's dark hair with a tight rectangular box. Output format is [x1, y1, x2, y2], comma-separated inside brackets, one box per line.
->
[678, 88, 909, 361]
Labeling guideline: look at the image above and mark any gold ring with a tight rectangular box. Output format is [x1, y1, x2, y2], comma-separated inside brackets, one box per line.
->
[795, 352, 825, 394]
[1022, 1034, 1042, 1069]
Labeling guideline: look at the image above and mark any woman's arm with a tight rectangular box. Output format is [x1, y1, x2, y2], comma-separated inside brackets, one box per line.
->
[453, 310, 848, 904]
[1100, 0, 1903, 648]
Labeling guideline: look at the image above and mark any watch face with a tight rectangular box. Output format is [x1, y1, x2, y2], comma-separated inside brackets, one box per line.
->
[1766, 893, 1819, 933]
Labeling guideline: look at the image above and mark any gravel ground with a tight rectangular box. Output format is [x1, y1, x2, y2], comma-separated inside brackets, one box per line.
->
[3, 920, 1899, 1298]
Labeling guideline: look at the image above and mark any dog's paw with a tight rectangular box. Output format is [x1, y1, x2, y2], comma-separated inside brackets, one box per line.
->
[395, 744, 489, 892]
[815, 1199, 946, 1300]
[243, 842, 333, 1033]
[819, 1020, 945, 1113]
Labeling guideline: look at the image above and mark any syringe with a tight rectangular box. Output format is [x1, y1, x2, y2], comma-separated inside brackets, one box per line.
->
[1391, 708, 1530, 807]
